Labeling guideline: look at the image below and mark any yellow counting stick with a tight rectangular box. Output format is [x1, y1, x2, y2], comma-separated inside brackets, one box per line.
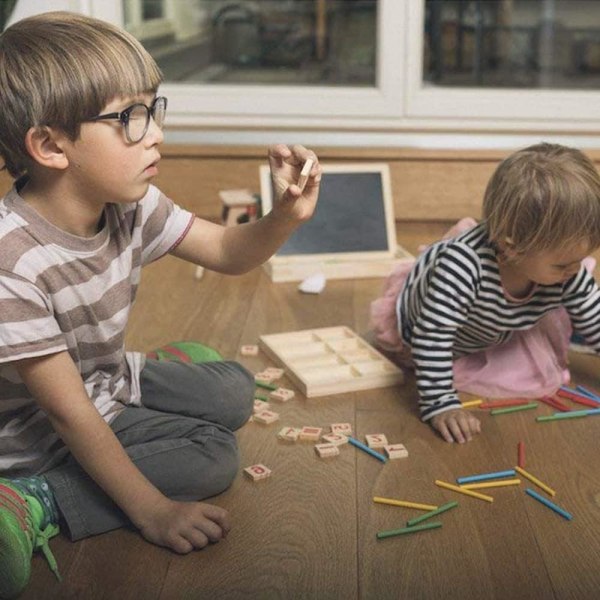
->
[435, 480, 494, 503]
[461, 399, 483, 409]
[373, 496, 438, 511]
[461, 479, 521, 490]
[514, 466, 556, 497]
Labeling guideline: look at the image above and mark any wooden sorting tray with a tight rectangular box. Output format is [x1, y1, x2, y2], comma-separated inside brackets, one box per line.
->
[259, 326, 404, 397]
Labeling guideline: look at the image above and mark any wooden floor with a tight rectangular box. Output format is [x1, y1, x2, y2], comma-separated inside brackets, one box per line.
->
[23, 222, 600, 600]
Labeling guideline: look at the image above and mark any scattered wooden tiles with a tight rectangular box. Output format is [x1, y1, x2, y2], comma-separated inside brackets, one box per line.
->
[254, 410, 280, 425]
[277, 427, 301, 442]
[263, 367, 285, 380]
[331, 423, 353, 436]
[269, 387, 295, 402]
[243, 464, 272, 481]
[253, 399, 270, 413]
[315, 443, 340, 458]
[366, 434, 388, 448]
[321, 433, 349, 446]
[254, 371, 278, 384]
[385, 444, 408, 459]
[241, 345, 259, 356]
[298, 426, 323, 441]
[259, 326, 404, 397]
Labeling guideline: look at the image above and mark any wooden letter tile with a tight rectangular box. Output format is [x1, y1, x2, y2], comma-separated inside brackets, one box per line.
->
[366, 434, 388, 449]
[253, 399, 270, 413]
[269, 387, 295, 402]
[321, 433, 349, 446]
[243, 464, 272, 481]
[241, 345, 259, 356]
[299, 426, 323, 441]
[331, 423, 353, 436]
[385, 444, 408, 459]
[254, 410, 280, 425]
[315, 443, 340, 458]
[277, 427, 301, 442]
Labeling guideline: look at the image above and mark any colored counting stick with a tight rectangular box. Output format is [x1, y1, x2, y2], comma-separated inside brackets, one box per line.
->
[348, 437, 387, 463]
[525, 488, 572, 521]
[377, 521, 443, 539]
[456, 469, 516, 485]
[406, 502, 458, 527]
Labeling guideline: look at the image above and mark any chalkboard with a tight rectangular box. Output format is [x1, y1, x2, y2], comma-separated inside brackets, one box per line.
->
[259, 163, 397, 264]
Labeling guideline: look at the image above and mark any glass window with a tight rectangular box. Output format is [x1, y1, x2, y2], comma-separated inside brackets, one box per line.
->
[424, 0, 600, 90]
[143, 0, 165, 21]
[122, 0, 378, 87]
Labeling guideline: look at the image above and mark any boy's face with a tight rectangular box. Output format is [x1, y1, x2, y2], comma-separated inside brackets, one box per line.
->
[61, 93, 163, 205]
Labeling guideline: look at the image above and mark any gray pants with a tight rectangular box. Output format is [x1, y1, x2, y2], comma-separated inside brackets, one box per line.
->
[44, 359, 254, 541]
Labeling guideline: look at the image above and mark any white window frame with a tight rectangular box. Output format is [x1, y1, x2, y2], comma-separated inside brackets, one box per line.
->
[405, 1, 600, 126]
[30, 0, 600, 137]
[88, 0, 406, 126]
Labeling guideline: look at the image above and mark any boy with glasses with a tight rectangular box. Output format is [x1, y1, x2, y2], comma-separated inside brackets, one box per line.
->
[0, 11, 321, 597]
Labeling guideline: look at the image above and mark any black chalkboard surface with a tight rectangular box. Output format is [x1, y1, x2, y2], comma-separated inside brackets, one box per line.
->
[259, 163, 397, 262]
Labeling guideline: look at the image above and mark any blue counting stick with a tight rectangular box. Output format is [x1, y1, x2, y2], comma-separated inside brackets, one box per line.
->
[348, 437, 387, 463]
[575, 385, 600, 403]
[456, 469, 516, 485]
[525, 488, 573, 521]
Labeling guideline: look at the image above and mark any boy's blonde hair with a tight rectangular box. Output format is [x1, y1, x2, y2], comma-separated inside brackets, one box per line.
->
[483, 143, 600, 255]
[0, 11, 162, 178]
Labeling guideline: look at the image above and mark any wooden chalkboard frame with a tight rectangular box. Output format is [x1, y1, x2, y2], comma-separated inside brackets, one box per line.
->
[259, 163, 412, 282]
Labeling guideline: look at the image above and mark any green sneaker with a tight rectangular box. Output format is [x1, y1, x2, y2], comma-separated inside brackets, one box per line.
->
[147, 341, 223, 363]
[0, 479, 61, 599]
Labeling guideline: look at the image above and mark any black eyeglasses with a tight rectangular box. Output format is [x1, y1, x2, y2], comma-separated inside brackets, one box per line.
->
[88, 96, 167, 143]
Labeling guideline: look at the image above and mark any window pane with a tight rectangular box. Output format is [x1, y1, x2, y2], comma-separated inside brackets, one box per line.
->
[122, 0, 378, 86]
[143, 0, 165, 21]
[424, 0, 600, 90]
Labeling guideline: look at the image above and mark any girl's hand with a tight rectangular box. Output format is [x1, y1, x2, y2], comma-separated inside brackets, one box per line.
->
[267, 144, 321, 224]
[430, 408, 481, 443]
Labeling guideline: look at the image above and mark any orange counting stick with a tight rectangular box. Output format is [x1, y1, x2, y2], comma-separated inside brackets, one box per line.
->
[479, 399, 531, 409]
[517, 441, 525, 468]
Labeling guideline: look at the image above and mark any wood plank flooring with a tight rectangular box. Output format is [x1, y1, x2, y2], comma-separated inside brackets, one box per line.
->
[22, 222, 600, 600]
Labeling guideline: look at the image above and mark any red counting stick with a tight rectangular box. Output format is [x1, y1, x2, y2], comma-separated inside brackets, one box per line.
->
[556, 388, 600, 408]
[539, 396, 571, 412]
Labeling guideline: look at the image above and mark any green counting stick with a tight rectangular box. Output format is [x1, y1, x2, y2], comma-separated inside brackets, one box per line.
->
[490, 402, 538, 415]
[536, 408, 600, 422]
[377, 521, 442, 539]
[255, 380, 277, 391]
[406, 501, 458, 527]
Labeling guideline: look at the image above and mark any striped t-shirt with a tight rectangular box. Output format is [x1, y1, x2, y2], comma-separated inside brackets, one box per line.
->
[0, 183, 194, 475]
[398, 223, 600, 421]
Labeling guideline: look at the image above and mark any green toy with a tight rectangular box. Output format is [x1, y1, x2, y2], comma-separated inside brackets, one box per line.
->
[147, 341, 222, 363]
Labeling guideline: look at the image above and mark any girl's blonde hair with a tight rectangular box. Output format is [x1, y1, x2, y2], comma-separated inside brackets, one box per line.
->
[482, 143, 600, 255]
[0, 11, 162, 178]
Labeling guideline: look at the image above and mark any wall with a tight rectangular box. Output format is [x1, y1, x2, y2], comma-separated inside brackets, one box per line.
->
[2, 145, 600, 222]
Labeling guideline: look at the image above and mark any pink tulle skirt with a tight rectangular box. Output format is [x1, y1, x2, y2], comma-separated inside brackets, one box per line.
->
[369, 219, 574, 399]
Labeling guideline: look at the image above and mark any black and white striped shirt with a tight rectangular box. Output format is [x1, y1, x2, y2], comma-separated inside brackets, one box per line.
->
[398, 223, 600, 421]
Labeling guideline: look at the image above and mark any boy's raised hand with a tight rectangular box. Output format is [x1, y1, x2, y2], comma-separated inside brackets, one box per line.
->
[268, 144, 321, 223]
[430, 408, 481, 444]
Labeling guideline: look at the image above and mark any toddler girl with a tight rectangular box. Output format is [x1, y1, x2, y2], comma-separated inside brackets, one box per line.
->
[371, 143, 600, 443]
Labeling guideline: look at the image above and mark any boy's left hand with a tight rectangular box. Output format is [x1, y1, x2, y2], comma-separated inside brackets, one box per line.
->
[268, 144, 321, 223]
